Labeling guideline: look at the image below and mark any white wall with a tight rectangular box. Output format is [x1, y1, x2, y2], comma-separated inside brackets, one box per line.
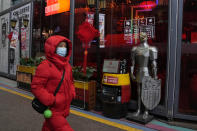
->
[0, 0, 11, 12]
[0, 13, 10, 73]
[0, 0, 31, 12]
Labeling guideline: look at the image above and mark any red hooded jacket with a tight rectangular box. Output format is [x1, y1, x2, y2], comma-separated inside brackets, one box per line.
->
[31, 35, 75, 117]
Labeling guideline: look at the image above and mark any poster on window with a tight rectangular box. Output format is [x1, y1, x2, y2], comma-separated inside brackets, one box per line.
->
[85, 12, 105, 48]
[0, 13, 10, 73]
[21, 28, 27, 50]
[124, 20, 133, 44]
[85, 12, 94, 25]
[99, 13, 105, 48]
[124, 17, 155, 44]
[10, 3, 32, 75]
[10, 30, 18, 49]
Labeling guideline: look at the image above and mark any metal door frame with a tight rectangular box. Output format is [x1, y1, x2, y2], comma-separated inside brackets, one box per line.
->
[129, 0, 197, 121]
[128, 0, 174, 118]
[172, 0, 197, 121]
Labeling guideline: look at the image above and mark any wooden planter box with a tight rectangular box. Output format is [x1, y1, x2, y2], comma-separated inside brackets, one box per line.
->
[16, 65, 36, 89]
[17, 65, 36, 75]
[71, 80, 96, 110]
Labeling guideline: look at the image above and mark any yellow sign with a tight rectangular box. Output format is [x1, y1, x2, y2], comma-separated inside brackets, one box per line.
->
[102, 73, 130, 86]
[45, 0, 70, 16]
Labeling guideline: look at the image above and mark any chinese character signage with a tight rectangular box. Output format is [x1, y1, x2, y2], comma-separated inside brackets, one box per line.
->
[124, 17, 155, 44]
[103, 59, 120, 73]
[45, 0, 70, 16]
[124, 20, 133, 43]
[103, 76, 119, 84]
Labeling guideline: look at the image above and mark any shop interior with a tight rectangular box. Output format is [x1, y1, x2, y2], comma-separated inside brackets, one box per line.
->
[31, 0, 197, 119]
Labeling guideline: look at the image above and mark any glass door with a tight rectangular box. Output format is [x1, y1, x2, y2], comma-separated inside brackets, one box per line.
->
[72, 0, 170, 118]
[124, 0, 170, 117]
[174, 0, 197, 121]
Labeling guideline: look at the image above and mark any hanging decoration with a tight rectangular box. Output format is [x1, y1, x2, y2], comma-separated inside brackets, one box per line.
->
[76, 21, 99, 74]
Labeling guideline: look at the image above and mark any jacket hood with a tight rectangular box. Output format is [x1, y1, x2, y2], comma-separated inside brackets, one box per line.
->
[44, 35, 72, 69]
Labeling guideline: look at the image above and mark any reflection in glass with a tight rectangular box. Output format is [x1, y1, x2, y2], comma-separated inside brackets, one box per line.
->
[179, 0, 197, 115]
[73, 0, 169, 106]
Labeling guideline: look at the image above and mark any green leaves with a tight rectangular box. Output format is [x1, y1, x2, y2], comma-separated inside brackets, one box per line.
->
[72, 66, 96, 81]
[20, 57, 34, 66]
[34, 57, 45, 66]
[20, 57, 45, 67]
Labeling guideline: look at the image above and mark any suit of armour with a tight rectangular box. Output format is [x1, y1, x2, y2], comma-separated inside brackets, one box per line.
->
[130, 32, 158, 119]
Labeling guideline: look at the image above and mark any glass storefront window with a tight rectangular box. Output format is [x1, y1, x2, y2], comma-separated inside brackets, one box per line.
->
[32, 0, 70, 58]
[179, 0, 197, 115]
[32, 1, 42, 58]
[73, 0, 169, 105]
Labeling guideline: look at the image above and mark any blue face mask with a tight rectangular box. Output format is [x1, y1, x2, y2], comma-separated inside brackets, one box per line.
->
[56, 47, 67, 57]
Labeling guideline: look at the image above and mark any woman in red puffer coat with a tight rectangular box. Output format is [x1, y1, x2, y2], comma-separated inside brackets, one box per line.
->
[31, 35, 76, 131]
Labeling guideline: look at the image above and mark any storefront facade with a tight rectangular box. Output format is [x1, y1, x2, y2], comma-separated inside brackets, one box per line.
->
[0, 0, 196, 121]
[0, 0, 33, 79]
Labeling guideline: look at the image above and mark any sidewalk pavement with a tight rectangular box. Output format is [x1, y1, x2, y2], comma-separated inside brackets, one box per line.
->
[0, 76, 196, 131]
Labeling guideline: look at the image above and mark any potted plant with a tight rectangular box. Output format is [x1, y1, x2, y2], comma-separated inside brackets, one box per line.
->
[72, 66, 96, 81]
[72, 66, 97, 110]
[16, 57, 44, 87]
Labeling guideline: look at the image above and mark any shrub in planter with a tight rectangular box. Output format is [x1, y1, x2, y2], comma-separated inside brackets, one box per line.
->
[72, 66, 97, 110]
[72, 66, 96, 81]
[20, 57, 35, 66]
